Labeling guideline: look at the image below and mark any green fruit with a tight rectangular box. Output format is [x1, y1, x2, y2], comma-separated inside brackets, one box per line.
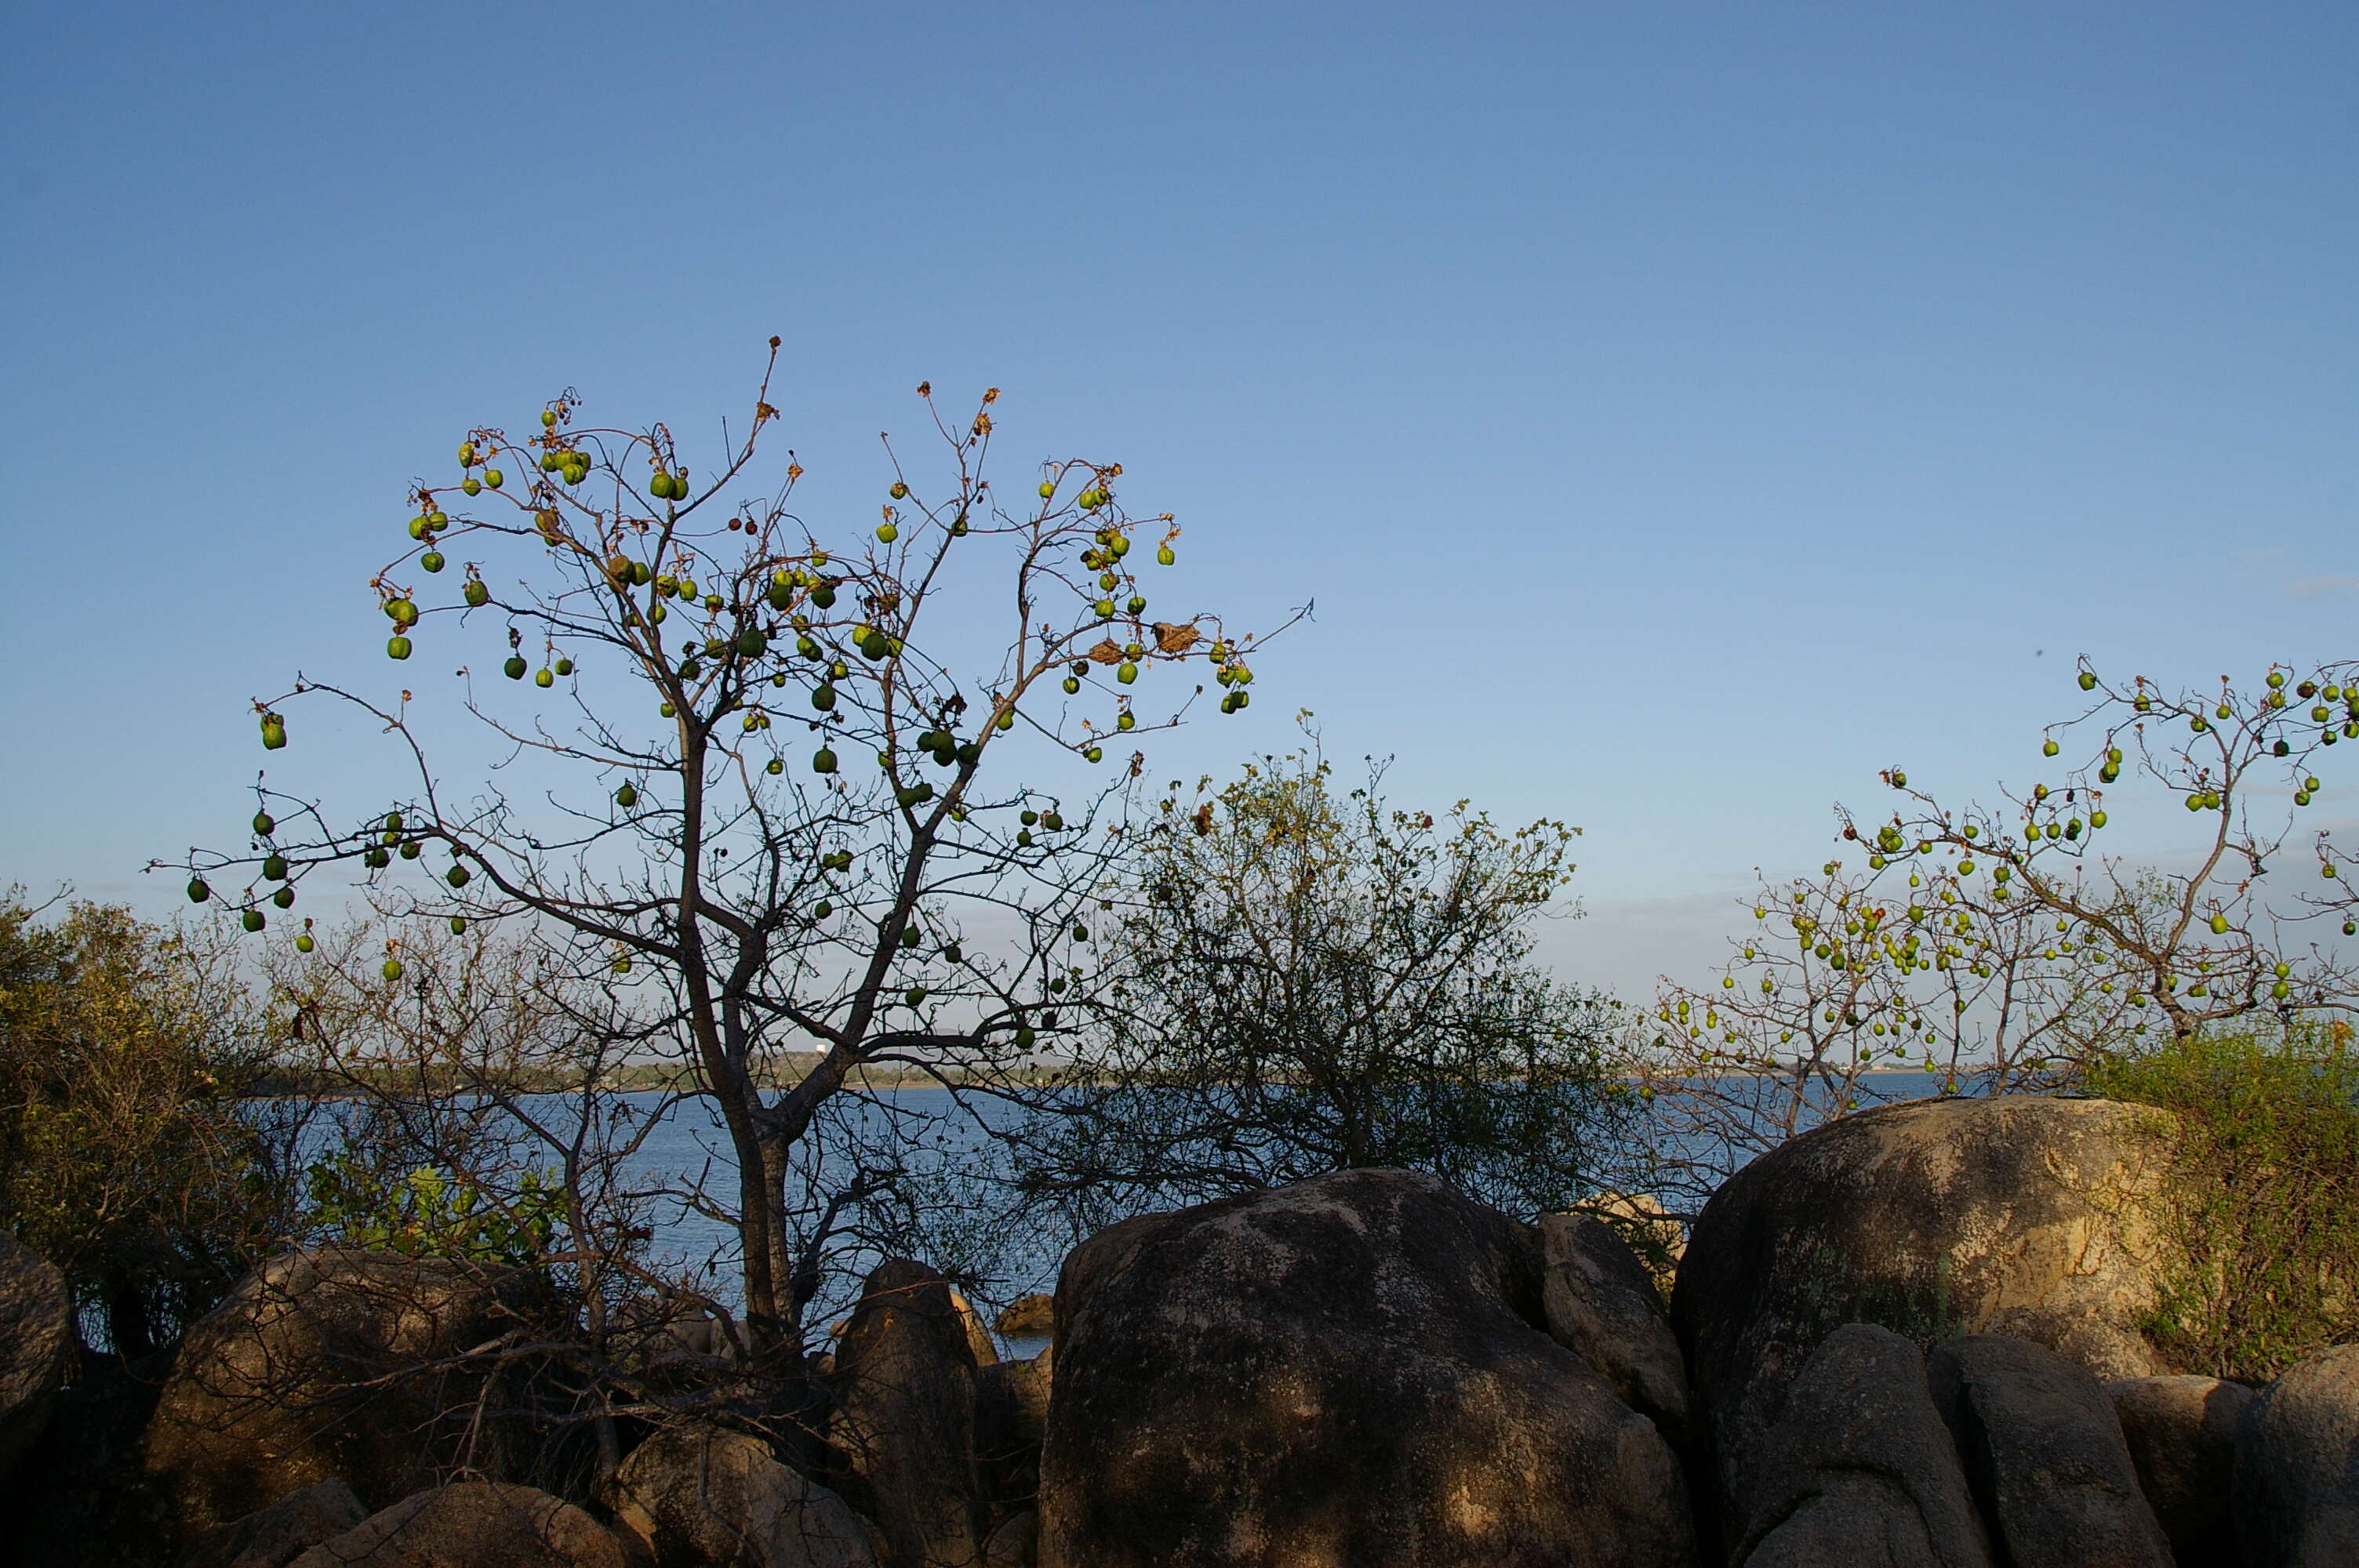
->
[385, 597, 417, 625]
[485, 469, 503, 489]
[387, 636, 412, 660]
[876, 522, 899, 543]
[187, 878, 210, 903]
[460, 478, 481, 496]
[810, 585, 837, 610]
[399, 840, 421, 860]
[535, 667, 553, 688]
[2041, 739, 2059, 757]
[814, 899, 833, 919]
[1116, 662, 1138, 684]
[1042, 811, 1062, 830]
[446, 864, 470, 887]
[364, 847, 390, 869]
[2210, 913, 2230, 935]
[812, 747, 838, 774]
[769, 582, 794, 611]
[409, 517, 430, 539]
[860, 630, 892, 660]
[253, 810, 275, 837]
[271, 886, 294, 909]
[449, 916, 467, 935]
[263, 854, 289, 880]
[420, 550, 444, 574]
[260, 714, 287, 750]
[2079, 670, 2097, 691]
[242, 909, 266, 932]
[650, 471, 675, 500]
[383, 957, 403, 981]
[766, 757, 783, 775]
[1157, 544, 1176, 566]
[1015, 1026, 1036, 1048]
[503, 655, 528, 680]
[1062, 676, 1080, 695]
[616, 782, 638, 808]
[1038, 481, 1056, 499]
[1117, 711, 1136, 731]
[812, 684, 838, 713]
[463, 580, 490, 608]
[900, 924, 923, 949]
[889, 481, 909, 500]
[554, 658, 574, 676]
[295, 932, 314, 953]
[1085, 746, 1103, 763]
[736, 629, 766, 658]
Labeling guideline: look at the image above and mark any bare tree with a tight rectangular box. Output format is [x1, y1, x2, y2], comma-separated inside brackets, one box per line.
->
[163, 345, 1296, 1390]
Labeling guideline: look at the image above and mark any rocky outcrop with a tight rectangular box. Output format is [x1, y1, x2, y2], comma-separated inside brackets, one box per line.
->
[285, 1482, 628, 1567]
[0, 1229, 72, 1485]
[2107, 1375, 2252, 1567]
[1539, 1213, 1689, 1446]
[2232, 1342, 2359, 1568]
[828, 1258, 986, 1568]
[1672, 1096, 2175, 1526]
[982, 1509, 1036, 1568]
[1924, 1334, 2171, 1567]
[615, 1424, 878, 1568]
[1038, 1168, 1698, 1568]
[180, 1479, 371, 1568]
[1732, 1323, 1991, 1568]
[144, 1248, 553, 1529]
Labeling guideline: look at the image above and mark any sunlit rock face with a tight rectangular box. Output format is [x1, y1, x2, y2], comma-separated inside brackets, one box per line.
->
[1038, 1167, 1699, 1568]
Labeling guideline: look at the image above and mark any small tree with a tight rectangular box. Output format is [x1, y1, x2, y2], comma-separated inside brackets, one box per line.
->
[165, 344, 1291, 1377]
[0, 894, 302, 1357]
[1641, 659, 2357, 1205]
[1007, 739, 1636, 1236]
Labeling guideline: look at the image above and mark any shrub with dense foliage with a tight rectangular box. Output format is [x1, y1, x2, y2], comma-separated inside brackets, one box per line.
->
[2085, 1022, 2359, 1382]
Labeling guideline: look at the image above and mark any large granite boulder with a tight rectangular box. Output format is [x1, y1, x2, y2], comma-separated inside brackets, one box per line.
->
[144, 1248, 554, 1530]
[285, 1482, 628, 1567]
[0, 1229, 72, 1485]
[615, 1423, 878, 1567]
[827, 1258, 986, 1568]
[994, 1296, 1055, 1340]
[1539, 1213, 1689, 1446]
[180, 1479, 371, 1568]
[1732, 1323, 1991, 1568]
[2107, 1374, 2252, 1567]
[1038, 1168, 1699, 1568]
[2232, 1342, 2359, 1567]
[1673, 1096, 2175, 1525]
[1924, 1334, 2172, 1567]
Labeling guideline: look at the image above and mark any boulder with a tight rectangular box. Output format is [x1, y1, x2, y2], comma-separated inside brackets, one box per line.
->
[1037, 1167, 1699, 1568]
[1580, 1192, 1688, 1289]
[827, 1258, 986, 1568]
[1732, 1323, 1991, 1568]
[7, 1346, 180, 1566]
[2232, 1341, 2359, 1567]
[1539, 1212, 1690, 1446]
[1673, 1096, 2174, 1524]
[2106, 1375, 2252, 1567]
[144, 1247, 554, 1529]
[950, 1288, 999, 1368]
[1925, 1334, 2172, 1567]
[180, 1479, 371, 1568]
[983, 1509, 1036, 1568]
[0, 1229, 72, 1484]
[993, 1296, 1056, 1341]
[285, 1482, 627, 1567]
[975, 1352, 1052, 1508]
[614, 1423, 878, 1568]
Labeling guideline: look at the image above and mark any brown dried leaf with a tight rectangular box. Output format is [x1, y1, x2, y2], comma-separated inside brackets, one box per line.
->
[1151, 621, 1201, 655]
[1087, 639, 1125, 666]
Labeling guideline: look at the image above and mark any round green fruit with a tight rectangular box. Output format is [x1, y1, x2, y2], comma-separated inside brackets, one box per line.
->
[295, 931, 314, 953]
[242, 909, 266, 932]
[1038, 481, 1056, 499]
[535, 667, 553, 688]
[399, 840, 420, 860]
[1062, 676, 1080, 695]
[421, 551, 445, 573]
[616, 783, 638, 808]
[812, 684, 838, 713]
[446, 864, 470, 887]
[187, 877, 210, 903]
[383, 957, 404, 981]
[765, 757, 783, 775]
[260, 715, 287, 750]
[1157, 545, 1176, 566]
[463, 580, 490, 608]
[263, 854, 289, 880]
[2079, 670, 2097, 691]
[860, 630, 892, 660]
[271, 886, 294, 909]
[503, 655, 528, 680]
[810, 584, 837, 609]
[554, 658, 573, 676]
[253, 811, 274, 837]
[2042, 739, 2059, 757]
[485, 468, 503, 489]
[736, 629, 766, 659]
[812, 747, 838, 775]
[387, 636, 412, 660]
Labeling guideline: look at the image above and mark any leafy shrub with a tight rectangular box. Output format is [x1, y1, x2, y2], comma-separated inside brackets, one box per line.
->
[305, 1151, 565, 1269]
[2084, 1023, 2359, 1382]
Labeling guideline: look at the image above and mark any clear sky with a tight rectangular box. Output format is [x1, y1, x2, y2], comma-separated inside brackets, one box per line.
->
[3, 2, 2353, 1003]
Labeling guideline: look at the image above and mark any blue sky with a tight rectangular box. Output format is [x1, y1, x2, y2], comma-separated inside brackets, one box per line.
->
[2, 2, 2353, 1000]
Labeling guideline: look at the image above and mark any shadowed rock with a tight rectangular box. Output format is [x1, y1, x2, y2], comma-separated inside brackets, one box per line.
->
[1733, 1323, 1991, 1568]
[0, 1229, 71, 1486]
[144, 1248, 552, 1530]
[827, 1258, 986, 1568]
[285, 1481, 627, 1567]
[615, 1423, 878, 1568]
[1539, 1212, 1690, 1447]
[1038, 1167, 1699, 1568]
[1925, 1334, 2172, 1567]
[2106, 1375, 2252, 1567]
[2232, 1342, 2359, 1567]
[180, 1479, 371, 1568]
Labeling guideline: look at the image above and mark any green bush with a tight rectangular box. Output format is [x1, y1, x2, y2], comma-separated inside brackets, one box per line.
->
[2085, 1023, 2359, 1382]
